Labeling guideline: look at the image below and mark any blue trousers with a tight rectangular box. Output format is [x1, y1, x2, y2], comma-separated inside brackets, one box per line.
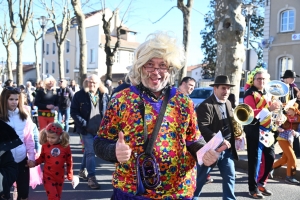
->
[194, 149, 236, 200]
[81, 133, 96, 177]
[57, 107, 70, 132]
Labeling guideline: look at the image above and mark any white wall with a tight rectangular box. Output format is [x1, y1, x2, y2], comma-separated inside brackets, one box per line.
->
[86, 25, 100, 71]
[191, 67, 203, 82]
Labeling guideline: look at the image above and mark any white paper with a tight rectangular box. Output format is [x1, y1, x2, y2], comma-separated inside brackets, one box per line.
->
[196, 131, 224, 165]
[72, 176, 80, 189]
[255, 108, 270, 122]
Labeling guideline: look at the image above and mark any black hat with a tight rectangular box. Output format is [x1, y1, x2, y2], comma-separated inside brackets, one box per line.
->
[281, 70, 299, 78]
[209, 75, 235, 87]
[0, 120, 23, 151]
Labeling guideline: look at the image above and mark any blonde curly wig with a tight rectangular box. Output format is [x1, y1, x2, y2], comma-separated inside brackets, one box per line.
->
[127, 31, 185, 85]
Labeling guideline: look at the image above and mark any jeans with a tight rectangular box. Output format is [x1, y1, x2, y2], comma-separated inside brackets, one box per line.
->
[80, 152, 86, 170]
[81, 133, 96, 177]
[194, 149, 236, 200]
[58, 107, 70, 132]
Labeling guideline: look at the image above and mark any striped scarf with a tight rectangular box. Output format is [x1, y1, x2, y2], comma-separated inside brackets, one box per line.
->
[253, 91, 271, 130]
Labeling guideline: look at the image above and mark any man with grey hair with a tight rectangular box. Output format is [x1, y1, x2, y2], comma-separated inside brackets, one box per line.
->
[94, 32, 225, 199]
[71, 74, 109, 189]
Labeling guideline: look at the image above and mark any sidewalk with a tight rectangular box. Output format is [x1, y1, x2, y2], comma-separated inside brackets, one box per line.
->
[234, 142, 300, 180]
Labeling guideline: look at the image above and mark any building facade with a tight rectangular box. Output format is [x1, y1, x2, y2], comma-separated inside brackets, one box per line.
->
[264, 0, 300, 82]
[43, 9, 139, 85]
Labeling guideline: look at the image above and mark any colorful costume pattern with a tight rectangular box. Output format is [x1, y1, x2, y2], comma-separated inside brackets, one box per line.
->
[35, 143, 73, 200]
[274, 115, 300, 177]
[244, 86, 275, 191]
[97, 86, 201, 199]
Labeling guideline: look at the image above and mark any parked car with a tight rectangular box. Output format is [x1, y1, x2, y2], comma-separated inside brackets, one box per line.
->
[189, 87, 245, 108]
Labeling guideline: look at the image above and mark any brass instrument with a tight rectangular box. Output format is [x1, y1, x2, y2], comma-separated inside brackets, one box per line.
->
[265, 80, 289, 129]
[233, 104, 254, 125]
[232, 104, 255, 137]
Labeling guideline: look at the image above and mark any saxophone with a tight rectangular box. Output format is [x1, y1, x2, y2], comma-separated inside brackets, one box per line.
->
[232, 103, 255, 137]
[231, 117, 243, 137]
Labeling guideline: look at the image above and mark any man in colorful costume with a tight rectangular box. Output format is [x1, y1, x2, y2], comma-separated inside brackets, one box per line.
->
[244, 67, 280, 199]
[93, 32, 223, 199]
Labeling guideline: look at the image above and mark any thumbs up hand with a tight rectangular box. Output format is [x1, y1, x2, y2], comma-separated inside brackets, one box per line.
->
[116, 131, 132, 163]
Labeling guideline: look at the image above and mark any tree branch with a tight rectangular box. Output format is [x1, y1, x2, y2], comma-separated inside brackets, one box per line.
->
[151, 6, 177, 24]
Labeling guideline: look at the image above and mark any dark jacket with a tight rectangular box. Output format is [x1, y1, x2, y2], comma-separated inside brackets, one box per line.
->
[34, 89, 58, 110]
[57, 87, 73, 110]
[70, 88, 109, 135]
[0, 120, 21, 198]
[0, 151, 18, 196]
[196, 94, 238, 160]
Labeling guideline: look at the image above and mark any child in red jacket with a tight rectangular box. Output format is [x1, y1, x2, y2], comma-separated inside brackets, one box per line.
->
[29, 123, 73, 200]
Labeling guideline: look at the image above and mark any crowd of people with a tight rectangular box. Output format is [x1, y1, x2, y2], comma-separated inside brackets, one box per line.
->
[0, 31, 300, 200]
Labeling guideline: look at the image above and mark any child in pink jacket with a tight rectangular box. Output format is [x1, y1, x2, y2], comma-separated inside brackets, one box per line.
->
[0, 87, 35, 200]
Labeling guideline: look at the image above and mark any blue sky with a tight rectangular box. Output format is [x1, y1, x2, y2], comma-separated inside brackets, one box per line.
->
[0, 0, 210, 66]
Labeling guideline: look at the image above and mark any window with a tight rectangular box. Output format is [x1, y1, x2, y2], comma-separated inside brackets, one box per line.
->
[52, 61, 55, 74]
[278, 56, 293, 79]
[46, 44, 49, 55]
[90, 49, 95, 63]
[46, 62, 49, 73]
[115, 51, 120, 63]
[280, 10, 295, 32]
[66, 40, 70, 53]
[129, 52, 134, 64]
[53, 43, 56, 54]
[66, 60, 69, 74]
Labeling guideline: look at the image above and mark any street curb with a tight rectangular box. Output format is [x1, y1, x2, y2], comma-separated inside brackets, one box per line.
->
[234, 158, 300, 181]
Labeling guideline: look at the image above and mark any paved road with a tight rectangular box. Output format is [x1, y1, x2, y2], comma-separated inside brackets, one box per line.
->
[24, 132, 300, 200]
[200, 167, 300, 200]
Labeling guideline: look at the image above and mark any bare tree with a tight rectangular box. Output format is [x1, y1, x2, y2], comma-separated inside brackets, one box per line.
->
[7, 0, 33, 85]
[0, 19, 13, 80]
[71, 0, 87, 85]
[177, 0, 193, 84]
[28, 21, 42, 82]
[41, 0, 71, 79]
[214, 0, 245, 98]
[152, 0, 194, 85]
[101, 0, 132, 82]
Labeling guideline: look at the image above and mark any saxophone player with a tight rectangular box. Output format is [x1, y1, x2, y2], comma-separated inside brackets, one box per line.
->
[194, 75, 239, 199]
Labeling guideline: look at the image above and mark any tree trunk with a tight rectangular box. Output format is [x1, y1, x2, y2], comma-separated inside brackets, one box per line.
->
[34, 39, 41, 82]
[105, 51, 113, 82]
[5, 47, 13, 80]
[102, 12, 114, 82]
[16, 42, 23, 85]
[58, 44, 65, 79]
[71, 0, 87, 85]
[215, 0, 245, 98]
[177, 0, 193, 85]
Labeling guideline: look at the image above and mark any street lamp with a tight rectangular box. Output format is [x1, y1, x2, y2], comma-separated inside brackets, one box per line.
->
[242, 3, 256, 86]
[37, 16, 48, 80]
